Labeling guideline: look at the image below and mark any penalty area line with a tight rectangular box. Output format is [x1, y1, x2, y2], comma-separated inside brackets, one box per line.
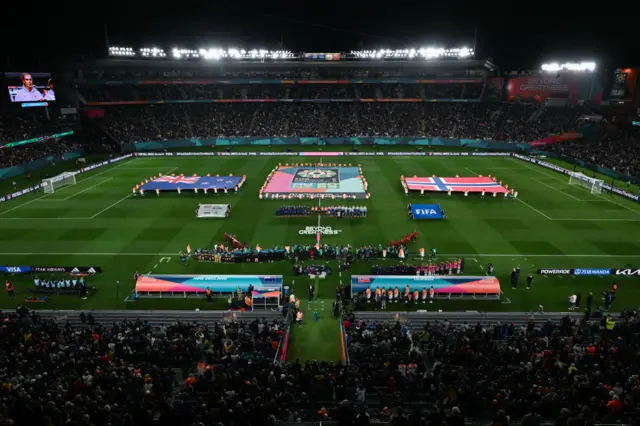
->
[516, 198, 552, 220]
[531, 178, 581, 201]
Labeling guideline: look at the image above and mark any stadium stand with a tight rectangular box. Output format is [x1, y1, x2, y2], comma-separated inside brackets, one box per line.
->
[548, 126, 640, 178]
[91, 103, 587, 143]
[0, 139, 81, 169]
[2, 307, 640, 426]
[2, 52, 640, 426]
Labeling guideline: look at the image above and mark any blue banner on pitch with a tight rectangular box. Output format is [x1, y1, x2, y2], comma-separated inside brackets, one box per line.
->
[411, 204, 443, 219]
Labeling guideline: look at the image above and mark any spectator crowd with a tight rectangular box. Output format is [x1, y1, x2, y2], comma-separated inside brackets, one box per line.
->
[78, 82, 485, 103]
[275, 206, 368, 218]
[343, 308, 640, 426]
[548, 126, 640, 178]
[2, 81, 639, 180]
[4, 304, 640, 426]
[97, 102, 586, 144]
[0, 139, 81, 169]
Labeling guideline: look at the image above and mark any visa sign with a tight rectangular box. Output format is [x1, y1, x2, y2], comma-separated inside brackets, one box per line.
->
[411, 204, 443, 219]
[0, 266, 32, 273]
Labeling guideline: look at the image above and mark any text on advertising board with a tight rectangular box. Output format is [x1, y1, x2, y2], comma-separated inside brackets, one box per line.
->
[410, 204, 443, 219]
[614, 269, 640, 276]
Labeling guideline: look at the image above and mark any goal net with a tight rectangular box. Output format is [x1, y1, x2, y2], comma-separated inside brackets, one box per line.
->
[569, 172, 604, 194]
[42, 172, 77, 194]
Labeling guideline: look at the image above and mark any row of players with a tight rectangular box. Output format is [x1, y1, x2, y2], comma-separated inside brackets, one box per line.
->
[364, 286, 440, 304]
[275, 205, 368, 217]
[33, 277, 87, 289]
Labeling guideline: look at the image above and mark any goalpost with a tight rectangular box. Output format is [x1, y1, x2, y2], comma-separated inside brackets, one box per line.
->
[42, 172, 77, 194]
[568, 172, 604, 194]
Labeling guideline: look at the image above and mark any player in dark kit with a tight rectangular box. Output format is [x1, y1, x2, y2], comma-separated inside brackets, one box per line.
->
[526, 274, 533, 290]
[5, 280, 15, 299]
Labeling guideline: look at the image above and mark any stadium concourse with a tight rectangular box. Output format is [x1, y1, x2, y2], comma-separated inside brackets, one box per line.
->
[2, 58, 640, 426]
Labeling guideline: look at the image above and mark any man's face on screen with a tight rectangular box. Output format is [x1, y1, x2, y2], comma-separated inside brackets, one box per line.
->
[22, 74, 33, 89]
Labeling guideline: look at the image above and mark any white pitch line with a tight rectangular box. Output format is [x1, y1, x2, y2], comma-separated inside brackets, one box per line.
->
[531, 178, 581, 201]
[0, 195, 51, 216]
[64, 178, 113, 200]
[1, 252, 640, 258]
[117, 167, 170, 170]
[513, 158, 640, 215]
[510, 157, 559, 180]
[552, 218, 640, 222]
[0, 159, 137, 216]
[3, 215, 632, 222]
[89, 167, 177, 219]
[79, 157, 138, 181]
[90, 194, 132, 219]
[0, 217, 91, 220]
[516, 198, 552, 220]
[465, 167, 480, 176]
[591, 191, 640, 215]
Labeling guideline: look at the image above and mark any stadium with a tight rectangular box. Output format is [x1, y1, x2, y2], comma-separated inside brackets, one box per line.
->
[1, 30, 640, 426]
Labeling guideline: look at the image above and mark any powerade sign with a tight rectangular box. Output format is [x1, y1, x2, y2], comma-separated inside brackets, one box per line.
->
[538, 269, 573, 275]
[411, 204, 443, 219]
[574, 268, 611, 276]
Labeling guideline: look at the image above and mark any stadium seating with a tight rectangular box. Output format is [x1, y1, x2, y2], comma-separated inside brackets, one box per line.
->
[3, 56, 640, 426]
[548, 126, 640, 178]
[95, 102, 588, 143]
[3, 307, 638, 426]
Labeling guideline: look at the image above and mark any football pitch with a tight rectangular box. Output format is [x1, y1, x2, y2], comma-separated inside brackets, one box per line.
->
[1, 151, 640, 321]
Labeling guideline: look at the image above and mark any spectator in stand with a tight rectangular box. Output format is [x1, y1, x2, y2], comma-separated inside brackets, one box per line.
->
[94, 102, 591, 144]
[3, 306, 640, 425]
[549, 126, 640, 178]
[0, 139, 82, 168]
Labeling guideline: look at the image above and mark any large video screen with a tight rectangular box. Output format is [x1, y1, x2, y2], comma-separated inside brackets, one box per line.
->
[6, 72, 55, 102]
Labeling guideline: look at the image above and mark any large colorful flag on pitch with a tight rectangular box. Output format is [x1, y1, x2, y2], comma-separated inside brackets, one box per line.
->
[156, 176, 200, 185]
[404, 177, 508, 193]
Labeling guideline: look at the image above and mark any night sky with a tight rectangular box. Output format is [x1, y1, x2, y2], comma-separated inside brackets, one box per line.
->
[1, 2, 638, 71]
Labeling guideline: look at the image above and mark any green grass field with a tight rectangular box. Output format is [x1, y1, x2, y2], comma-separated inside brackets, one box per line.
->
[1, 148, 640, 362]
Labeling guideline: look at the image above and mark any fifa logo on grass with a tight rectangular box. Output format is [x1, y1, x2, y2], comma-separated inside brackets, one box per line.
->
[299, 226, 342, 235]
[416, 209, 438, 215]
